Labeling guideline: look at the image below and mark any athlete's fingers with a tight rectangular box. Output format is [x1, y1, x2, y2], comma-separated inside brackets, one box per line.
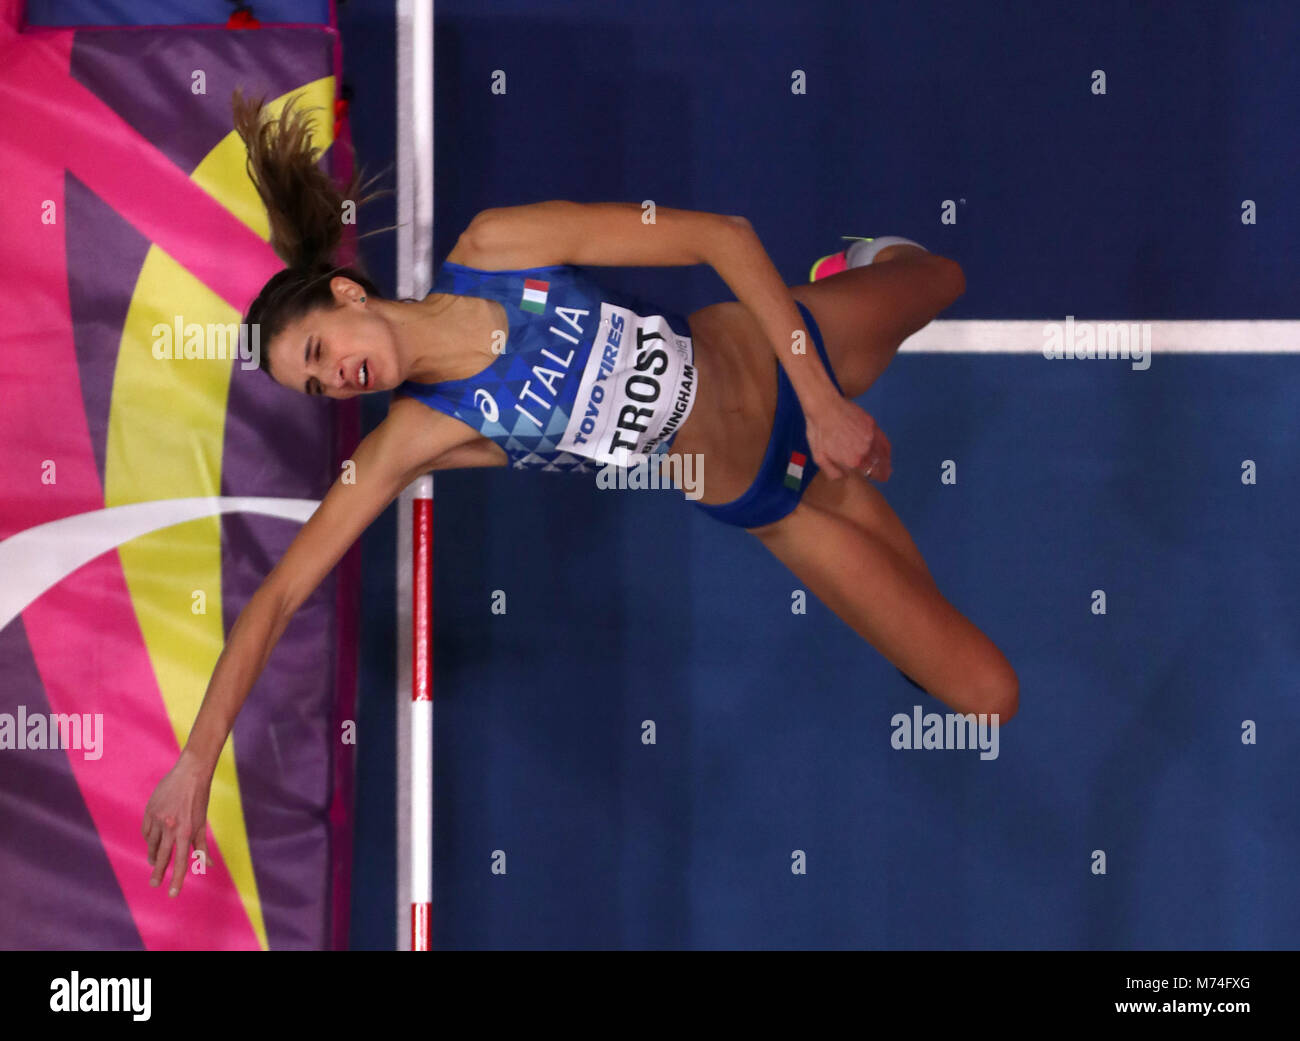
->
[170, 827, 191, 897]
[855, 421, 877, 473]
[150, 832, 176, 889]
[145, 819, 164, 867]
[873, 435, 891, 479]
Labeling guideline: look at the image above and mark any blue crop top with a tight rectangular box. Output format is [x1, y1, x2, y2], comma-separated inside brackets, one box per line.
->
[394, 261, 698, 472]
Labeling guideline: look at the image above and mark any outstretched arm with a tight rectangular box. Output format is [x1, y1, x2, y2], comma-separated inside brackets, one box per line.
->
[182, 412, 432, 767]
[142, 400, 474, 895]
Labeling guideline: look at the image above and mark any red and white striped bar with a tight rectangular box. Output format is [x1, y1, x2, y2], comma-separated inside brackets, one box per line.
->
[395, 477, 434, 950]
[395, 0, 435, 951]
[410, 477, 433, 951]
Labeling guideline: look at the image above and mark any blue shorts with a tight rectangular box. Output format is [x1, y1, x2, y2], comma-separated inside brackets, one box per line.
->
[692, 300, 842, 530]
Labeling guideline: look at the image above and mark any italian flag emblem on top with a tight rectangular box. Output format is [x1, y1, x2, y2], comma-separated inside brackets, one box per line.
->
[784, 450, 806, 489]
[520, 278, 550, 314]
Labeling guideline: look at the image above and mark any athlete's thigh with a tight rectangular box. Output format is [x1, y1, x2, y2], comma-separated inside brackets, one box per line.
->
[797, 468, 937, 589]
[787, 255, 964, 399]
[749, 498, 1017, 718]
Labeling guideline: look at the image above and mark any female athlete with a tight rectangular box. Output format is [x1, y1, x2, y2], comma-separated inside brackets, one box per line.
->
[143, 92, 1017, 896]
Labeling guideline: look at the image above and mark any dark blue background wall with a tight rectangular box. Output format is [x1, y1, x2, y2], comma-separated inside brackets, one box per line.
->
[48, 0, 1287, 949]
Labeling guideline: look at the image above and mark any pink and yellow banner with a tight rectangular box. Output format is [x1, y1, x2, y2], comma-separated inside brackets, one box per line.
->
[0, 1, 359, 950]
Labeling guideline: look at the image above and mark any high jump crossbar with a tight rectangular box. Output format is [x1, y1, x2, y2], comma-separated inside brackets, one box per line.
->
[395, 0, 435, 952]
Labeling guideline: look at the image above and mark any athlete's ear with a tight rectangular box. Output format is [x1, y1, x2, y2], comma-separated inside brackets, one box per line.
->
[330, 276, 365, 305]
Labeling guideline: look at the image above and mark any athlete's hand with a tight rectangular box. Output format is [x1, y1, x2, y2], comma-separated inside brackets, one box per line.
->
[142, 748, 213, 898]
[805, 394, 892, 483]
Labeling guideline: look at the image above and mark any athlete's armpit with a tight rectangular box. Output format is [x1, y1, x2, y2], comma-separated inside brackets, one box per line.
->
[429, 438, 509, 471]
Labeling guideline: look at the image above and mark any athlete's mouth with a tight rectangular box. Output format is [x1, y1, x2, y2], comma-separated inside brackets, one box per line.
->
[355, 359, 370, 389]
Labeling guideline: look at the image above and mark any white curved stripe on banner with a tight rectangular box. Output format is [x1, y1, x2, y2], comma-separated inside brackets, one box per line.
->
[0, 496, 320, 633]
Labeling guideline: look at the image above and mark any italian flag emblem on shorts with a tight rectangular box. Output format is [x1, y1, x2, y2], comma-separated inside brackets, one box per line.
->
[520, 278, 550, 314]
[784, 450, 806, 490]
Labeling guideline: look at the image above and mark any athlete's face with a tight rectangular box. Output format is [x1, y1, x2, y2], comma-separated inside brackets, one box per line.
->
[267, 279, 402, 398]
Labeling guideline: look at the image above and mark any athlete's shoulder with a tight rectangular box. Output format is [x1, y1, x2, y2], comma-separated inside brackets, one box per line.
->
[384, 388, 433, 420]
[386, 386, 454, 425]
[383, 390, 489, 457]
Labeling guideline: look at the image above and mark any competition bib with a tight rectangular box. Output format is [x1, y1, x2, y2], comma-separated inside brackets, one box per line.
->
[557, 302, 697, 466]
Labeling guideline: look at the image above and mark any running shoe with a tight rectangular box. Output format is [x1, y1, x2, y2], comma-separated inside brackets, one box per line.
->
[809, 235, 874, 282]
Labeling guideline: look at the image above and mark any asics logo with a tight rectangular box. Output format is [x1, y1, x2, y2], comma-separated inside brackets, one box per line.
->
[473, 389, 499, 423]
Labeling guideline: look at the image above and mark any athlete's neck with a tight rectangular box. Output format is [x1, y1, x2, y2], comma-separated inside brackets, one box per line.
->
[379, 292, 494, 385]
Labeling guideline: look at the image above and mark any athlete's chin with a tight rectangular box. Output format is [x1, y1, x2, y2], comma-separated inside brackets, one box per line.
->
[370, 353, 397, 393]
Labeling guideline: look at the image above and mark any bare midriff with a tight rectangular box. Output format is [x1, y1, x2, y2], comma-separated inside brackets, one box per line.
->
[673, 302, 777, 506]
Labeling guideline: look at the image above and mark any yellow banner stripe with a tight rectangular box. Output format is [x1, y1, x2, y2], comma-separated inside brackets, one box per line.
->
[105, 77, 336, 951]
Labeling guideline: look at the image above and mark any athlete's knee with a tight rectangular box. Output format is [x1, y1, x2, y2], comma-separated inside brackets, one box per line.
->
[931, 255, 966, 304]
[973, 656, 1018, 723]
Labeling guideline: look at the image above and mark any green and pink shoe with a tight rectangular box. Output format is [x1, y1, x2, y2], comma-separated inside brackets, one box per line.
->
[810, 235, 928, 281]
[809, 235, 874, 282]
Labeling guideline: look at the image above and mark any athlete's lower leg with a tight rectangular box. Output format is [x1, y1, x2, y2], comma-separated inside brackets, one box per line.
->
[789, 255, 965, 397]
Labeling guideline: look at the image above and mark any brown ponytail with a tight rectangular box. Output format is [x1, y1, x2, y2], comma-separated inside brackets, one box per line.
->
[232, 88, 391, 378]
